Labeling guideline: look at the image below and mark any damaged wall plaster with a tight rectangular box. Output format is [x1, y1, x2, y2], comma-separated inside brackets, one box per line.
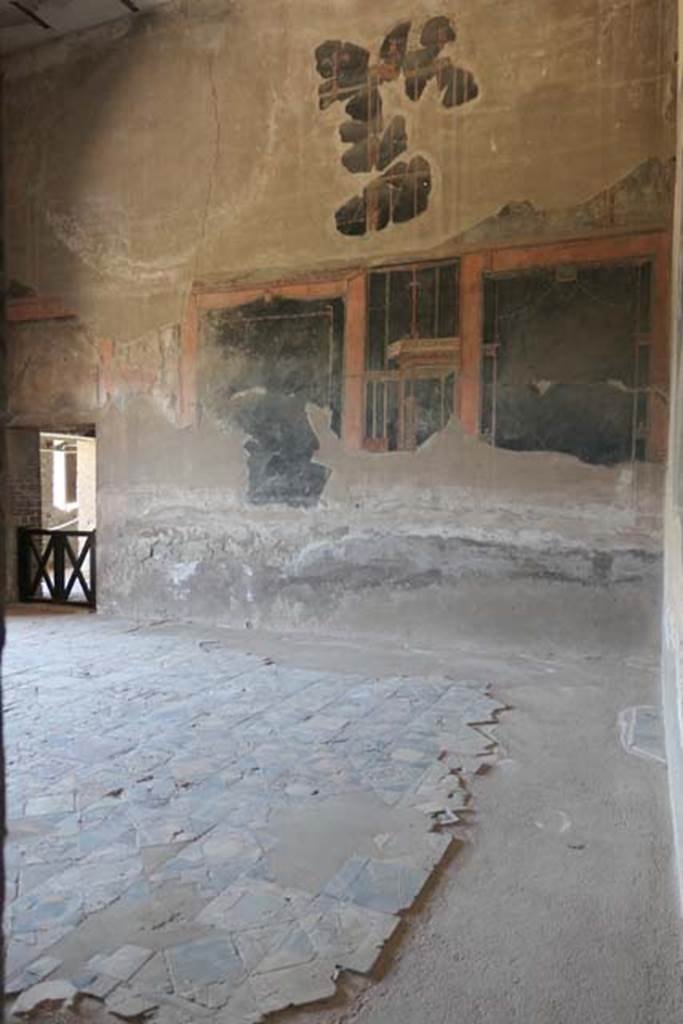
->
[316, 15, 479, 235]
[201, 297, 345, 506]
[3, 0, 675, 631]
[482, 263, 652, 465]
[4, 0, 675, 340]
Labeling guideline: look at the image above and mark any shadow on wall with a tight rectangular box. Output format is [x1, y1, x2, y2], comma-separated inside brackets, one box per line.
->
[5, 5, 199, 317]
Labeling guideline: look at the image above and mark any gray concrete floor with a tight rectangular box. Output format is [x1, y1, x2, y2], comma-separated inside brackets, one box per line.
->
[5, 577, 683, 1024]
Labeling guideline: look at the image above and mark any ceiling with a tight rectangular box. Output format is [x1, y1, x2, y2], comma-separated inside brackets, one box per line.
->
[0, 0, 172, 55]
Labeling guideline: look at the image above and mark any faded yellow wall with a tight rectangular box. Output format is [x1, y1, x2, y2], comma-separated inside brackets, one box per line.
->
[5, 0, 675, 340]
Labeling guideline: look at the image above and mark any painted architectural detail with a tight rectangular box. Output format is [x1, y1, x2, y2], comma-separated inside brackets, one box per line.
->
[315, 16, 479, 236]
[201, 297, 345, 507]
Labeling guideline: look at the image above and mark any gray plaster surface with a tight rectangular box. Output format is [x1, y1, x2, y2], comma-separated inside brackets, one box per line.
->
[3, 608, 502, 1022]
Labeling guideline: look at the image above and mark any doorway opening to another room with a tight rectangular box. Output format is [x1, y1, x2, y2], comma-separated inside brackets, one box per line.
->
[9, 426, 97, 609]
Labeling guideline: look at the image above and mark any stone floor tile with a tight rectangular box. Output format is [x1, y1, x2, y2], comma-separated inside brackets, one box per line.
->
[87, 945, 154, 983]
[21, 835, 80, 867]
[252, 923, 317, 975]
[197, 879, 311, 931]
[6, 955, 62, 995]
[620, 704, 667, 764]
[300, 901, 399, 973]
[18, 863, 70, 896]
[322, 857, 367, 902]
[129, 953, 173, 995]
[390, 747, 434, 765]
[139, 1006, 188, 1024]
[105, 987, 159, 1020]
[201, 828, 263, 868]
[9, 890, 84, 935]
[218, 979, 265, 1024]
[136, 818, 204, 846]
[6, 937, 41, 981]
[232, 923, 292, 975]
[25, 793, 75, 817]
[371, 830, 453, 872]
[71, 970, 121, 999]
[12, 980, 77, 1017]
[165, 936, 246, 1008]
[249, 958, 338, 1014]
[325, 858, 430, 915]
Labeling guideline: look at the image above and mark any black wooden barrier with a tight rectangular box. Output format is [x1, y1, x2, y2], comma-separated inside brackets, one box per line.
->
[18, 528, 96, 608]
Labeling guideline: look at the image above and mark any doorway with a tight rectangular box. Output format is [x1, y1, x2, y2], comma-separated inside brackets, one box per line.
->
[8, 426, 97, 608]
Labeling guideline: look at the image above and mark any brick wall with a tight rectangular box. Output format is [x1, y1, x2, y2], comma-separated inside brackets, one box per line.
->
[6, 428, 41, 601]
[8, 429, 41, 527]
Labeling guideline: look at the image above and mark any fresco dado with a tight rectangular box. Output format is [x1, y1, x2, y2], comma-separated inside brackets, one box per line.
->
[315, 15, 479, 236]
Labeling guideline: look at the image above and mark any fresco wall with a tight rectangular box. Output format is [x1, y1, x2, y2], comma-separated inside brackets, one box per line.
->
[4, 0, 675, 632]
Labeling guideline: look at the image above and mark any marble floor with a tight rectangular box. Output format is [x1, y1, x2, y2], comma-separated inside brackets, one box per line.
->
[3, 610, 503, 1022]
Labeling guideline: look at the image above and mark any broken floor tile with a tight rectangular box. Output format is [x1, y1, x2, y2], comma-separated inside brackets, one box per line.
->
[71, 971, 120, 1000]
[18, 863, 71, 896]
[126, 953, 173, 995]
[5, 616, 503, 1024]
[105, 987, 159, 1020]
[9, 891, 85, 935]
[165, 936, 246, 1008]
[232, 923, 293, 975]
[252, 923, 317, 975]
[372, 830, 453, 871]
[6, 937, 42, 982]
[322, 857, 366, 902]
[301, 902, 400, 975]
[619, 705, 667, 764]
[250, 958, 338, 1014]
[86, 945, 154, 983]
[25, 793, 75, 817]
[201, 827, 263, 867]
[12, 979, 77, 1016]
[135, 819, 203, 846]
[220, 978, 265, 1024]
[197, 879, 311, 931]
[138, 1008, 185, 1024]
[6, 955, 62, 995]
[324, 857, 430, 915]
[390, 747, 433, 765]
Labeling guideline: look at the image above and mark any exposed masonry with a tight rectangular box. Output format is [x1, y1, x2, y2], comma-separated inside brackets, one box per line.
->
[5, 614, 504, 1022]
[7, 430, 41, 528]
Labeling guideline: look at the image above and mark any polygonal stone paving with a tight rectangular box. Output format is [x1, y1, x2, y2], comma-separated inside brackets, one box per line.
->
[4, 612, 504, 1022]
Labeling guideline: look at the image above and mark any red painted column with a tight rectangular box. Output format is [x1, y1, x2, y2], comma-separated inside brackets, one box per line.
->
[343, 273, 367, 449]
[459, 252, 487, 435]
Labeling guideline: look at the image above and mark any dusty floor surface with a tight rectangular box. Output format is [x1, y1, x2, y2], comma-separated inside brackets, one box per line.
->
[5, 577, 683, 1024]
